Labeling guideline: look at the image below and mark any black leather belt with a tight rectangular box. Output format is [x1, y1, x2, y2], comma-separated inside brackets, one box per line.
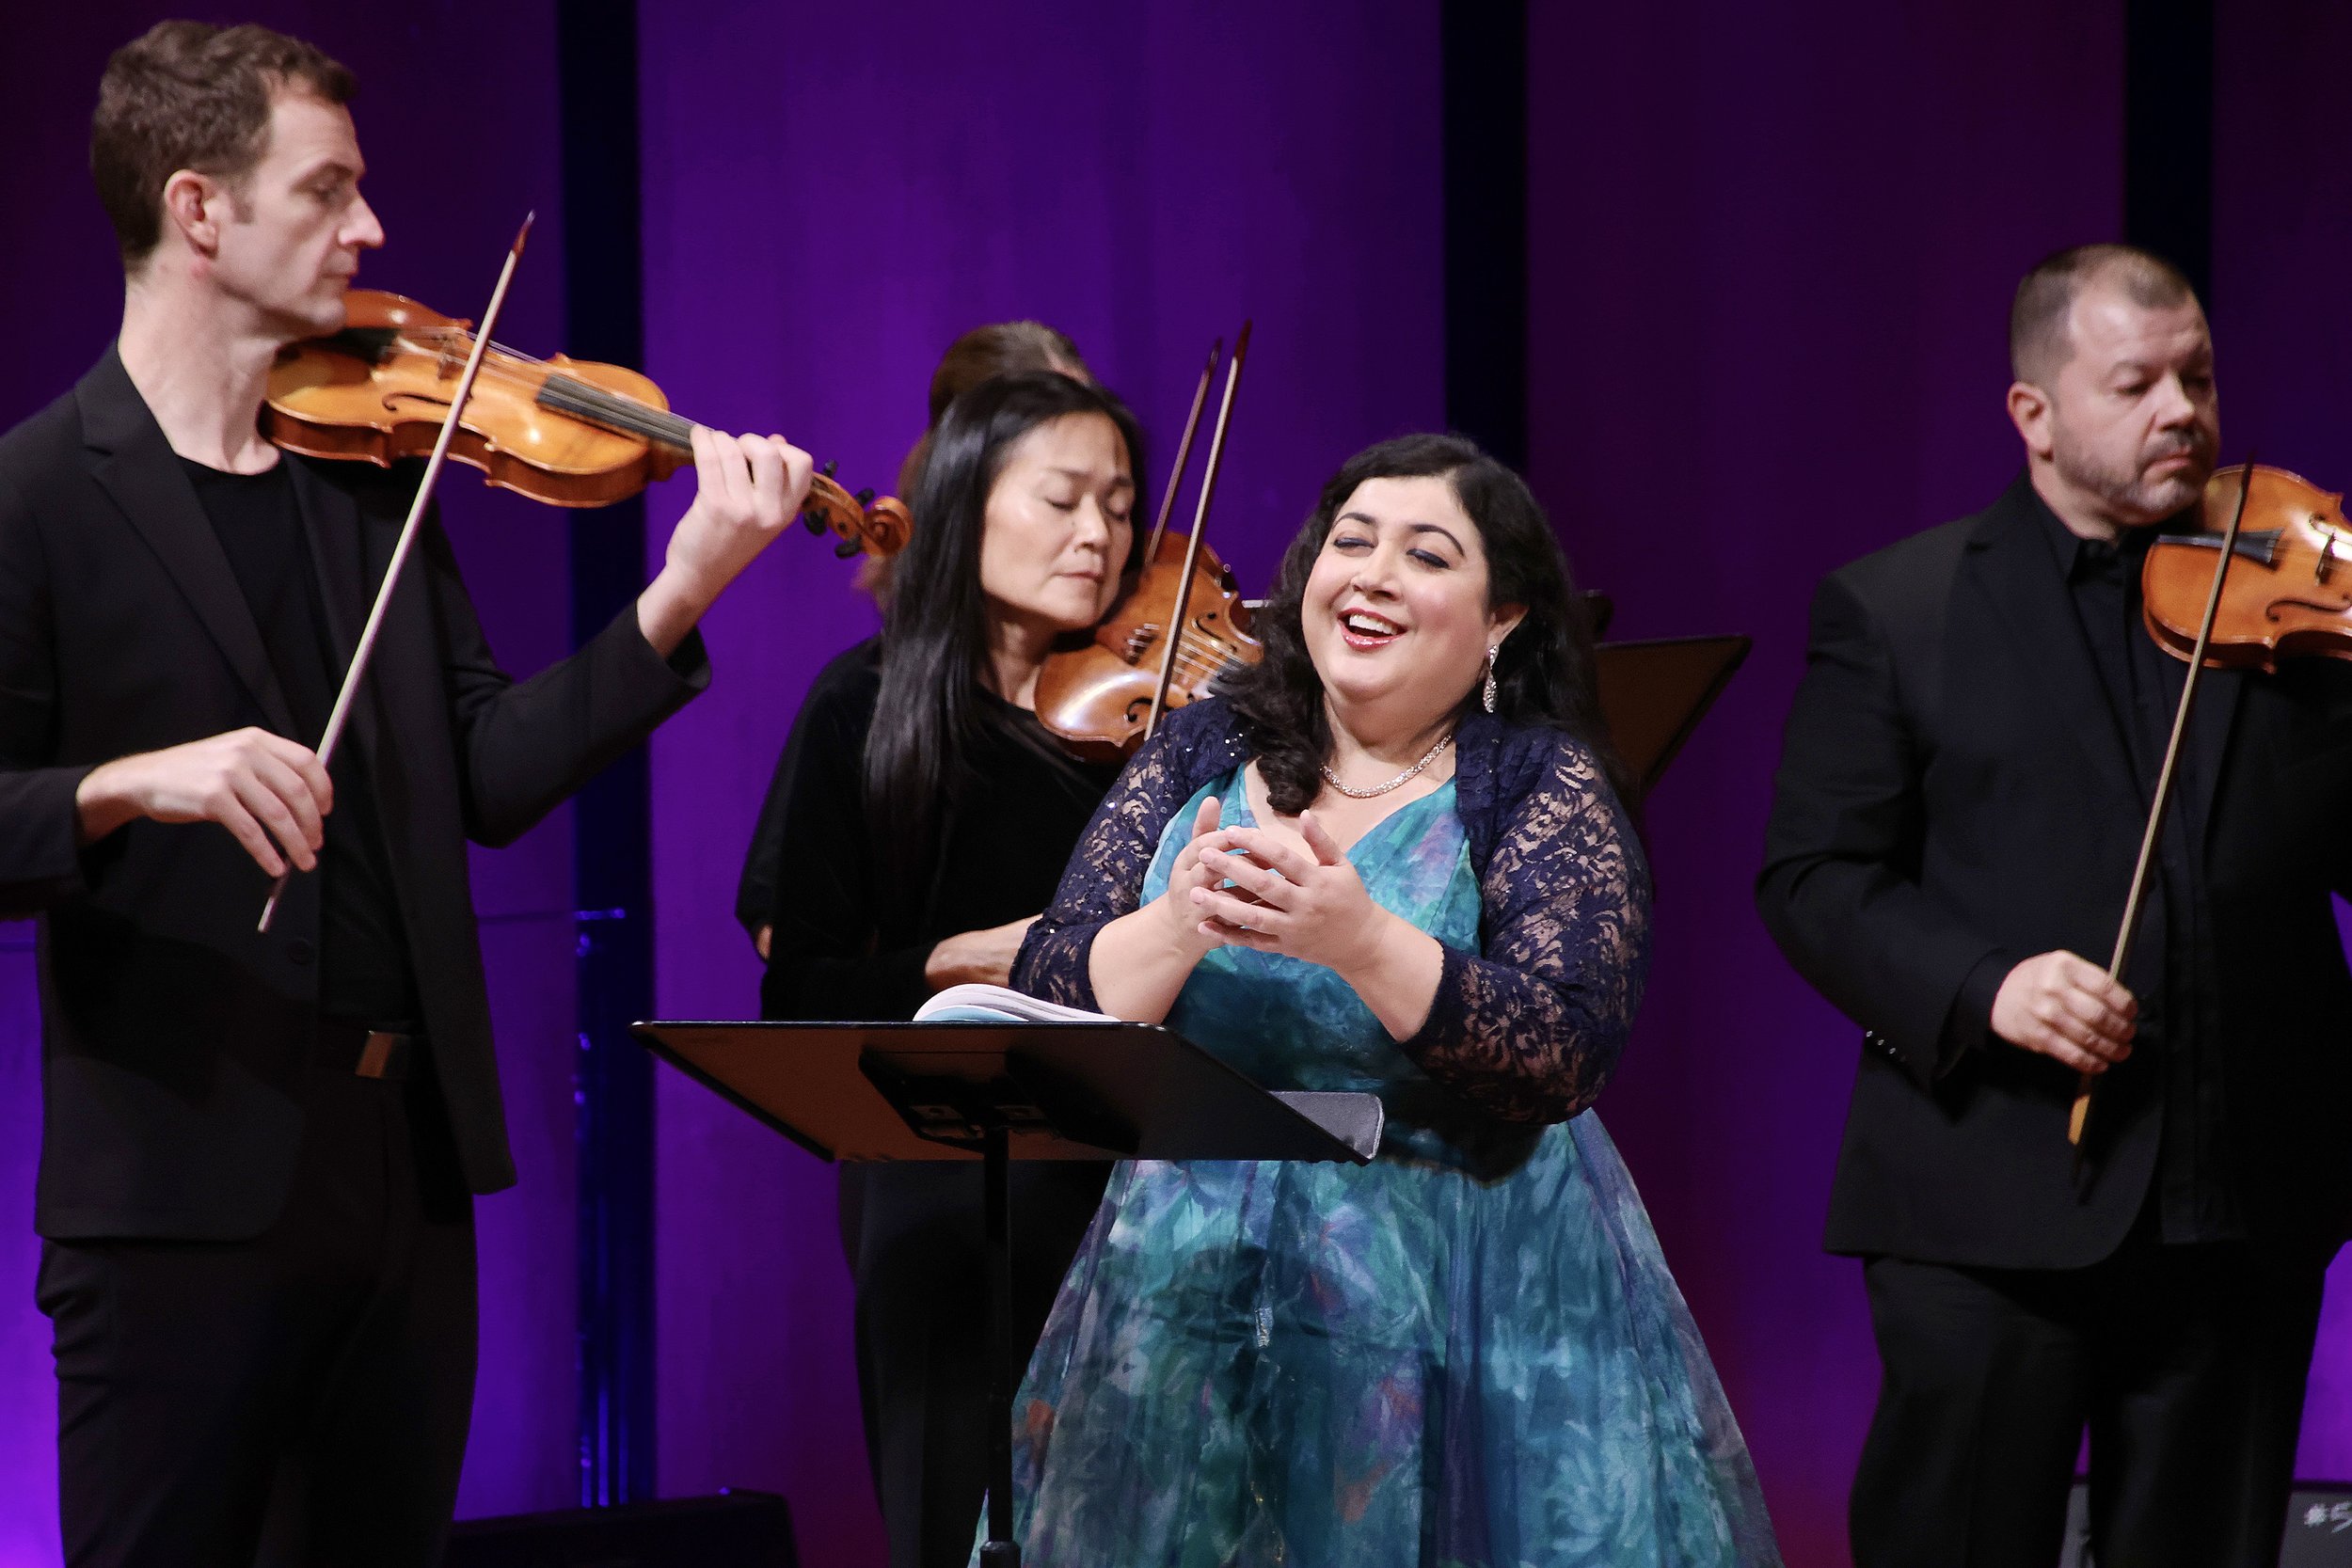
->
[319, 1019, 418, 1081]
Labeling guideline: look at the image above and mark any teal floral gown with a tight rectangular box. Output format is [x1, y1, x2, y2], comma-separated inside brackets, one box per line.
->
[999, 703, 1781, 1567]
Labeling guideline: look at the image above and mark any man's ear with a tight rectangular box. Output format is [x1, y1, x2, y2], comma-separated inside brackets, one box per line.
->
[158, 169, 226, 259]
[2007, 380, 2056, 463]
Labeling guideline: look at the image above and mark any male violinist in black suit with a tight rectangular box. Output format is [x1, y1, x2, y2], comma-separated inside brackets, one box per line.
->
[1759, 244, 2352, 1567]
[0, 22, 812, 1567]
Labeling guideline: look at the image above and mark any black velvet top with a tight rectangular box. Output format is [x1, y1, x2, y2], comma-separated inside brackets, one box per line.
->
[748, 638, 1121, 1022]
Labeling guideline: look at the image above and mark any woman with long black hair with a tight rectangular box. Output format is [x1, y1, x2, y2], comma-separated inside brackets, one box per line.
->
[749, 369, 1143, 1568]
[736, 320, 1091, 956]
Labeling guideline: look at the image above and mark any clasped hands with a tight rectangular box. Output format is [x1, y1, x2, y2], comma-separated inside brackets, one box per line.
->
[1156, 795, 1399, 975]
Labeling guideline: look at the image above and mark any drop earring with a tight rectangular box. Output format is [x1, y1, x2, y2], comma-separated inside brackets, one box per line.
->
[1483, 644, 1500, 713]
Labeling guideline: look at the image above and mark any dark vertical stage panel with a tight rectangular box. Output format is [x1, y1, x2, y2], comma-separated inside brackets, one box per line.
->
[1441, 0, 1529, 469]
[2210, 0, 2352, 1483]
[2123, 0, 2213, 300]
[559, 0, 656, 1510]
[1526, 3, 2125, 1561]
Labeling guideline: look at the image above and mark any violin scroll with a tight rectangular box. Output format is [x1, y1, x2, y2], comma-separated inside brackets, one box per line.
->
[801, 471, 913, 560]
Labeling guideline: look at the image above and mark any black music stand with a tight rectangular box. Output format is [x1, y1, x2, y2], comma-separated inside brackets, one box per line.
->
[635, 1019, 1379, 1568]
[1595, 633, 1751, 797]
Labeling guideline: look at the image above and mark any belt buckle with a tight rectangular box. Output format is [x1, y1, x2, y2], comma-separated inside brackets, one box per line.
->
[356, 1031, 405, 1080]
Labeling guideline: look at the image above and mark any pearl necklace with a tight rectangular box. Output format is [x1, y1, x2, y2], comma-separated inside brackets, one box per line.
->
[1318, 732, 1454, 800]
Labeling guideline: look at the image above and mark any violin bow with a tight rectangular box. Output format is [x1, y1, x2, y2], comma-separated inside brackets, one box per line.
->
[258, 214, 535, 932]
[2068, 457, 2256, 1162]
[1143, 320, 1251, 741]
[1142, 338, 1221, 564]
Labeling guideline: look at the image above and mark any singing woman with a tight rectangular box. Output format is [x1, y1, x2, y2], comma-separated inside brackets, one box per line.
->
[749, 369, 1141, 1568]
[996, 434, 1782, 1566]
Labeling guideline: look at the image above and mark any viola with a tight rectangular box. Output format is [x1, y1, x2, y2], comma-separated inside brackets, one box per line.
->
[1033, 531, 1264, 761]
[2072, 458, 2304, 1153]
[2141, 463, 2352, 673]
[266, 288, 911, 558]
[1036, 325, 1259, 759]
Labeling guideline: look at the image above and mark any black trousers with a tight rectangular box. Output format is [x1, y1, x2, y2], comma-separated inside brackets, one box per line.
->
[1851, 1228, 2328, 1568]
[39, 1065, 477, 1568]
[841, 1159, 1108, 1568]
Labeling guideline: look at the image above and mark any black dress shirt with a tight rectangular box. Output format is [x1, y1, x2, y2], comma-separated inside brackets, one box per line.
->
[2030, 496, 2239, 1243]
[178, 456, 421, 1029]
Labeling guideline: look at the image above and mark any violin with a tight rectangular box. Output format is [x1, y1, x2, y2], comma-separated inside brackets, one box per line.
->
[2141, 463, 2352, 673]
[1033, 531, 1264, 761]
[1036, 326, 1260, 760]
[266, 288, 911, 558]
[2072, 458, 2335, 1152]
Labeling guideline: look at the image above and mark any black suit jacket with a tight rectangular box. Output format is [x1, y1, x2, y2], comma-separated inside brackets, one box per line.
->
[0, 348, 707, 1241]
[1757, 474, 2352, 1268]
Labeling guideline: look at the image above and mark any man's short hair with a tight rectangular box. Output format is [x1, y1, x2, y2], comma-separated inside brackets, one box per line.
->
[90, 21, 357, 270]
[2009, 244, 2200, 385]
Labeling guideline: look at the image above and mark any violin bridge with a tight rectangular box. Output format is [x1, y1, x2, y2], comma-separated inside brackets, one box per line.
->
[2312, 516, 2349, 585]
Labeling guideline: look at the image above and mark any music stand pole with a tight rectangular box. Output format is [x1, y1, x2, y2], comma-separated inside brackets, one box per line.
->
[981, 1120, 1019, 1565]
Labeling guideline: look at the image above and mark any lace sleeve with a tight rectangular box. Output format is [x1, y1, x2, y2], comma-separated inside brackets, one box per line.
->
[1012, 714, 1232, 1009]
[1403, 736, 1651, 1123]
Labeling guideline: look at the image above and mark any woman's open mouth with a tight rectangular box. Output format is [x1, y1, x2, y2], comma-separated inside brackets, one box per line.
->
[1339, 609, 1404, 650]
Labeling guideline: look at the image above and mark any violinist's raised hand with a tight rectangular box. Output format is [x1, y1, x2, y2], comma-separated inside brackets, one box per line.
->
[636, 426, 815, 656]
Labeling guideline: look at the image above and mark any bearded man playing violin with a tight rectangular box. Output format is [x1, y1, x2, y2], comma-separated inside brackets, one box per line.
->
[0, 22, 810, 1568]
[1760, 244, 2352, 1568]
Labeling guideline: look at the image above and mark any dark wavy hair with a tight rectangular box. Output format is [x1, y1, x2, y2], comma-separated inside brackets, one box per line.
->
[1220, 433, 1626, 815]
[865, 371, 1147, 891]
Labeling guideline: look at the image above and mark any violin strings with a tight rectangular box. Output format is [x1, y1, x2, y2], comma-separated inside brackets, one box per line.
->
[1122, 629, 1238, 676]
[379, 329, 699, 451]
[1145, 646, 1236, 683]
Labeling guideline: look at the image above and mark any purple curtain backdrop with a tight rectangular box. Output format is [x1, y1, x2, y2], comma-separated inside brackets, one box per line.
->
[0, 3, 585, 1555]
[636, 3, 1442, 1558]
[1522, 5, 2130, 1560]
[8, 5, 2352, 1566]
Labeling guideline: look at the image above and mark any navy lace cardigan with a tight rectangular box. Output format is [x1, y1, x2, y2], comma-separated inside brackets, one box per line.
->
[1010, 697, 1652, 1124]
